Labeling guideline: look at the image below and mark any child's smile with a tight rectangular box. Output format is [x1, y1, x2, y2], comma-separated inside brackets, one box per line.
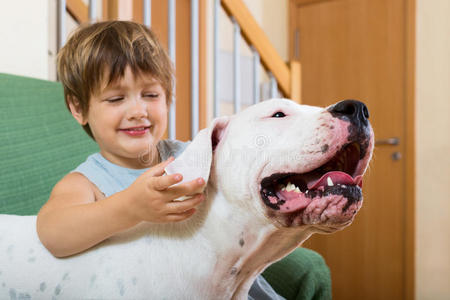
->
[72, 66, 168, 169]
[119, 126, 151, 136]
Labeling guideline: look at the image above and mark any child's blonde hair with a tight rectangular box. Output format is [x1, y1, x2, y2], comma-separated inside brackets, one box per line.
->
[57, 20, 174, 139]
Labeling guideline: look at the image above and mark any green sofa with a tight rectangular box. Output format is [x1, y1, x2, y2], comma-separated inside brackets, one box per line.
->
[0, 72, 331, 299]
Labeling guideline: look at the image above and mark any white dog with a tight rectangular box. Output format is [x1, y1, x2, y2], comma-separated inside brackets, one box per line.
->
[0, 99, 374, 299]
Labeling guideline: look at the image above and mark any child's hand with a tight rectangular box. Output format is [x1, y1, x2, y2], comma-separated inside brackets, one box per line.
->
[124, 157, 206, 223]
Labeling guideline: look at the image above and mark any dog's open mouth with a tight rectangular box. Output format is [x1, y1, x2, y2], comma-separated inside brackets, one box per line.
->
[260, 142, 363, 213]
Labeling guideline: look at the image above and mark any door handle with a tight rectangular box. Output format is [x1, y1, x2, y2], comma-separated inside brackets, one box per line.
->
[375, 137, 399, 146]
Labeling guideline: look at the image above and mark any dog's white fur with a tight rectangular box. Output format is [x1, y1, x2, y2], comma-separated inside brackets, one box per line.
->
[0, 99, 374, 299]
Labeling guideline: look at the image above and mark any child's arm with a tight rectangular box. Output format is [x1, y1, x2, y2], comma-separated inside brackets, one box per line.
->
[37, 158, 205, 258]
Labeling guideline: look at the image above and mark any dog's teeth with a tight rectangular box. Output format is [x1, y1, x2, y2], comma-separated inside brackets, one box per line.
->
[327, 177, 334, 186]
[286, 182, 293, 192]
[341, 184, 346, 188]
[286, 182, 298, 192]
[294, 187, 301, 193]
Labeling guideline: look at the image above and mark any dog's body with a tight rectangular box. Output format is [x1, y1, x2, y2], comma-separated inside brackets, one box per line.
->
[0, 99, 374, 299]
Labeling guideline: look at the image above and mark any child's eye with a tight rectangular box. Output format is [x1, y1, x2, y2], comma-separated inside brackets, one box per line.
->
[106, 97, 124, 103]
[143, 93, 159, 98]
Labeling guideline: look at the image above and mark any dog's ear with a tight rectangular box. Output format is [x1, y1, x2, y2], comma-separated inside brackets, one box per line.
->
[164, 116, 230, 186]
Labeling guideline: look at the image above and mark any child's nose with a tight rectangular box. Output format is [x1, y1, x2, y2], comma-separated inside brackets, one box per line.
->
[127, 98, 148, 120]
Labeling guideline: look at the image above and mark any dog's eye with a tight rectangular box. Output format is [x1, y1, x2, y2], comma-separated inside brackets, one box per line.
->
[271, 111, 286, 118]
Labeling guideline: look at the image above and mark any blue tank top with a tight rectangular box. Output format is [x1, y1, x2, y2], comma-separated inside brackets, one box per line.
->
[71, 139, 189, 197]
[71, 139, 284, 300]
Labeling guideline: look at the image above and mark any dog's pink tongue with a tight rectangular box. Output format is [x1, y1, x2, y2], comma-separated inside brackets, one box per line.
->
[307, 171, 362, 189]
[275, 192, 311, 213]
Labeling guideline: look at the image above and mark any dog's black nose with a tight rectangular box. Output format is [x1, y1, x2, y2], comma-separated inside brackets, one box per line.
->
[328, 100, 369, 127]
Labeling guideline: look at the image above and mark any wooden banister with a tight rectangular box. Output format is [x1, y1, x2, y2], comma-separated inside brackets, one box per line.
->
[66, 0, 127, 24]
[65, 0, 301, 103]
[67, 0, 88, 23]
[221, 0, 301, 103]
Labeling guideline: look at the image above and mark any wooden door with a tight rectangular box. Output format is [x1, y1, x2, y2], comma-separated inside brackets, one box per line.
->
[289, 0, 415, 299]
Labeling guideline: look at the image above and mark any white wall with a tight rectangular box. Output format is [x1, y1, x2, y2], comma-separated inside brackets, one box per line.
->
[416, 0, 450, 298]
[0, 0, 99, 81]
[0, 0, 49, 79]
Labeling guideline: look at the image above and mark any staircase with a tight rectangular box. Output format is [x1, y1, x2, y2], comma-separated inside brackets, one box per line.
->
[57, 0, 301, 140]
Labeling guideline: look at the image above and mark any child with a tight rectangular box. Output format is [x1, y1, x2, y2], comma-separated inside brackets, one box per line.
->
[37, 20, 291, 299]
[37, 20, 206, 259]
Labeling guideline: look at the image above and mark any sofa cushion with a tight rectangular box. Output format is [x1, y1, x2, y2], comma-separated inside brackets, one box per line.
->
[0, 73, 98, 215]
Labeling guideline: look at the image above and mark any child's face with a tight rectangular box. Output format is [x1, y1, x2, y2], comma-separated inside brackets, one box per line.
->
[75, 66, 168, 168]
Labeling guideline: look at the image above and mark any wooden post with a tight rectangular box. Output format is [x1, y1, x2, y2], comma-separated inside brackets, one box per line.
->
[289, 60, 301, 104]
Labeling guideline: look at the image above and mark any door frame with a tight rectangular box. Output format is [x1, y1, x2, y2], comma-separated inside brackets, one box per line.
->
[288, 0, 416, 298]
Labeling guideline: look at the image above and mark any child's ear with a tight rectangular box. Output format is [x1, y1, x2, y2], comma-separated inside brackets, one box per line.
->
[67, 96, 88, 125]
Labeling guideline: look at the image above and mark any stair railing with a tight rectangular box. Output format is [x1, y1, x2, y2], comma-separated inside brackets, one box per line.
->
[57, 0, 301, 140]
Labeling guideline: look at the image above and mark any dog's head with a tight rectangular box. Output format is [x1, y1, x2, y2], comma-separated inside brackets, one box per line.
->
[166, 98, 374, 233]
